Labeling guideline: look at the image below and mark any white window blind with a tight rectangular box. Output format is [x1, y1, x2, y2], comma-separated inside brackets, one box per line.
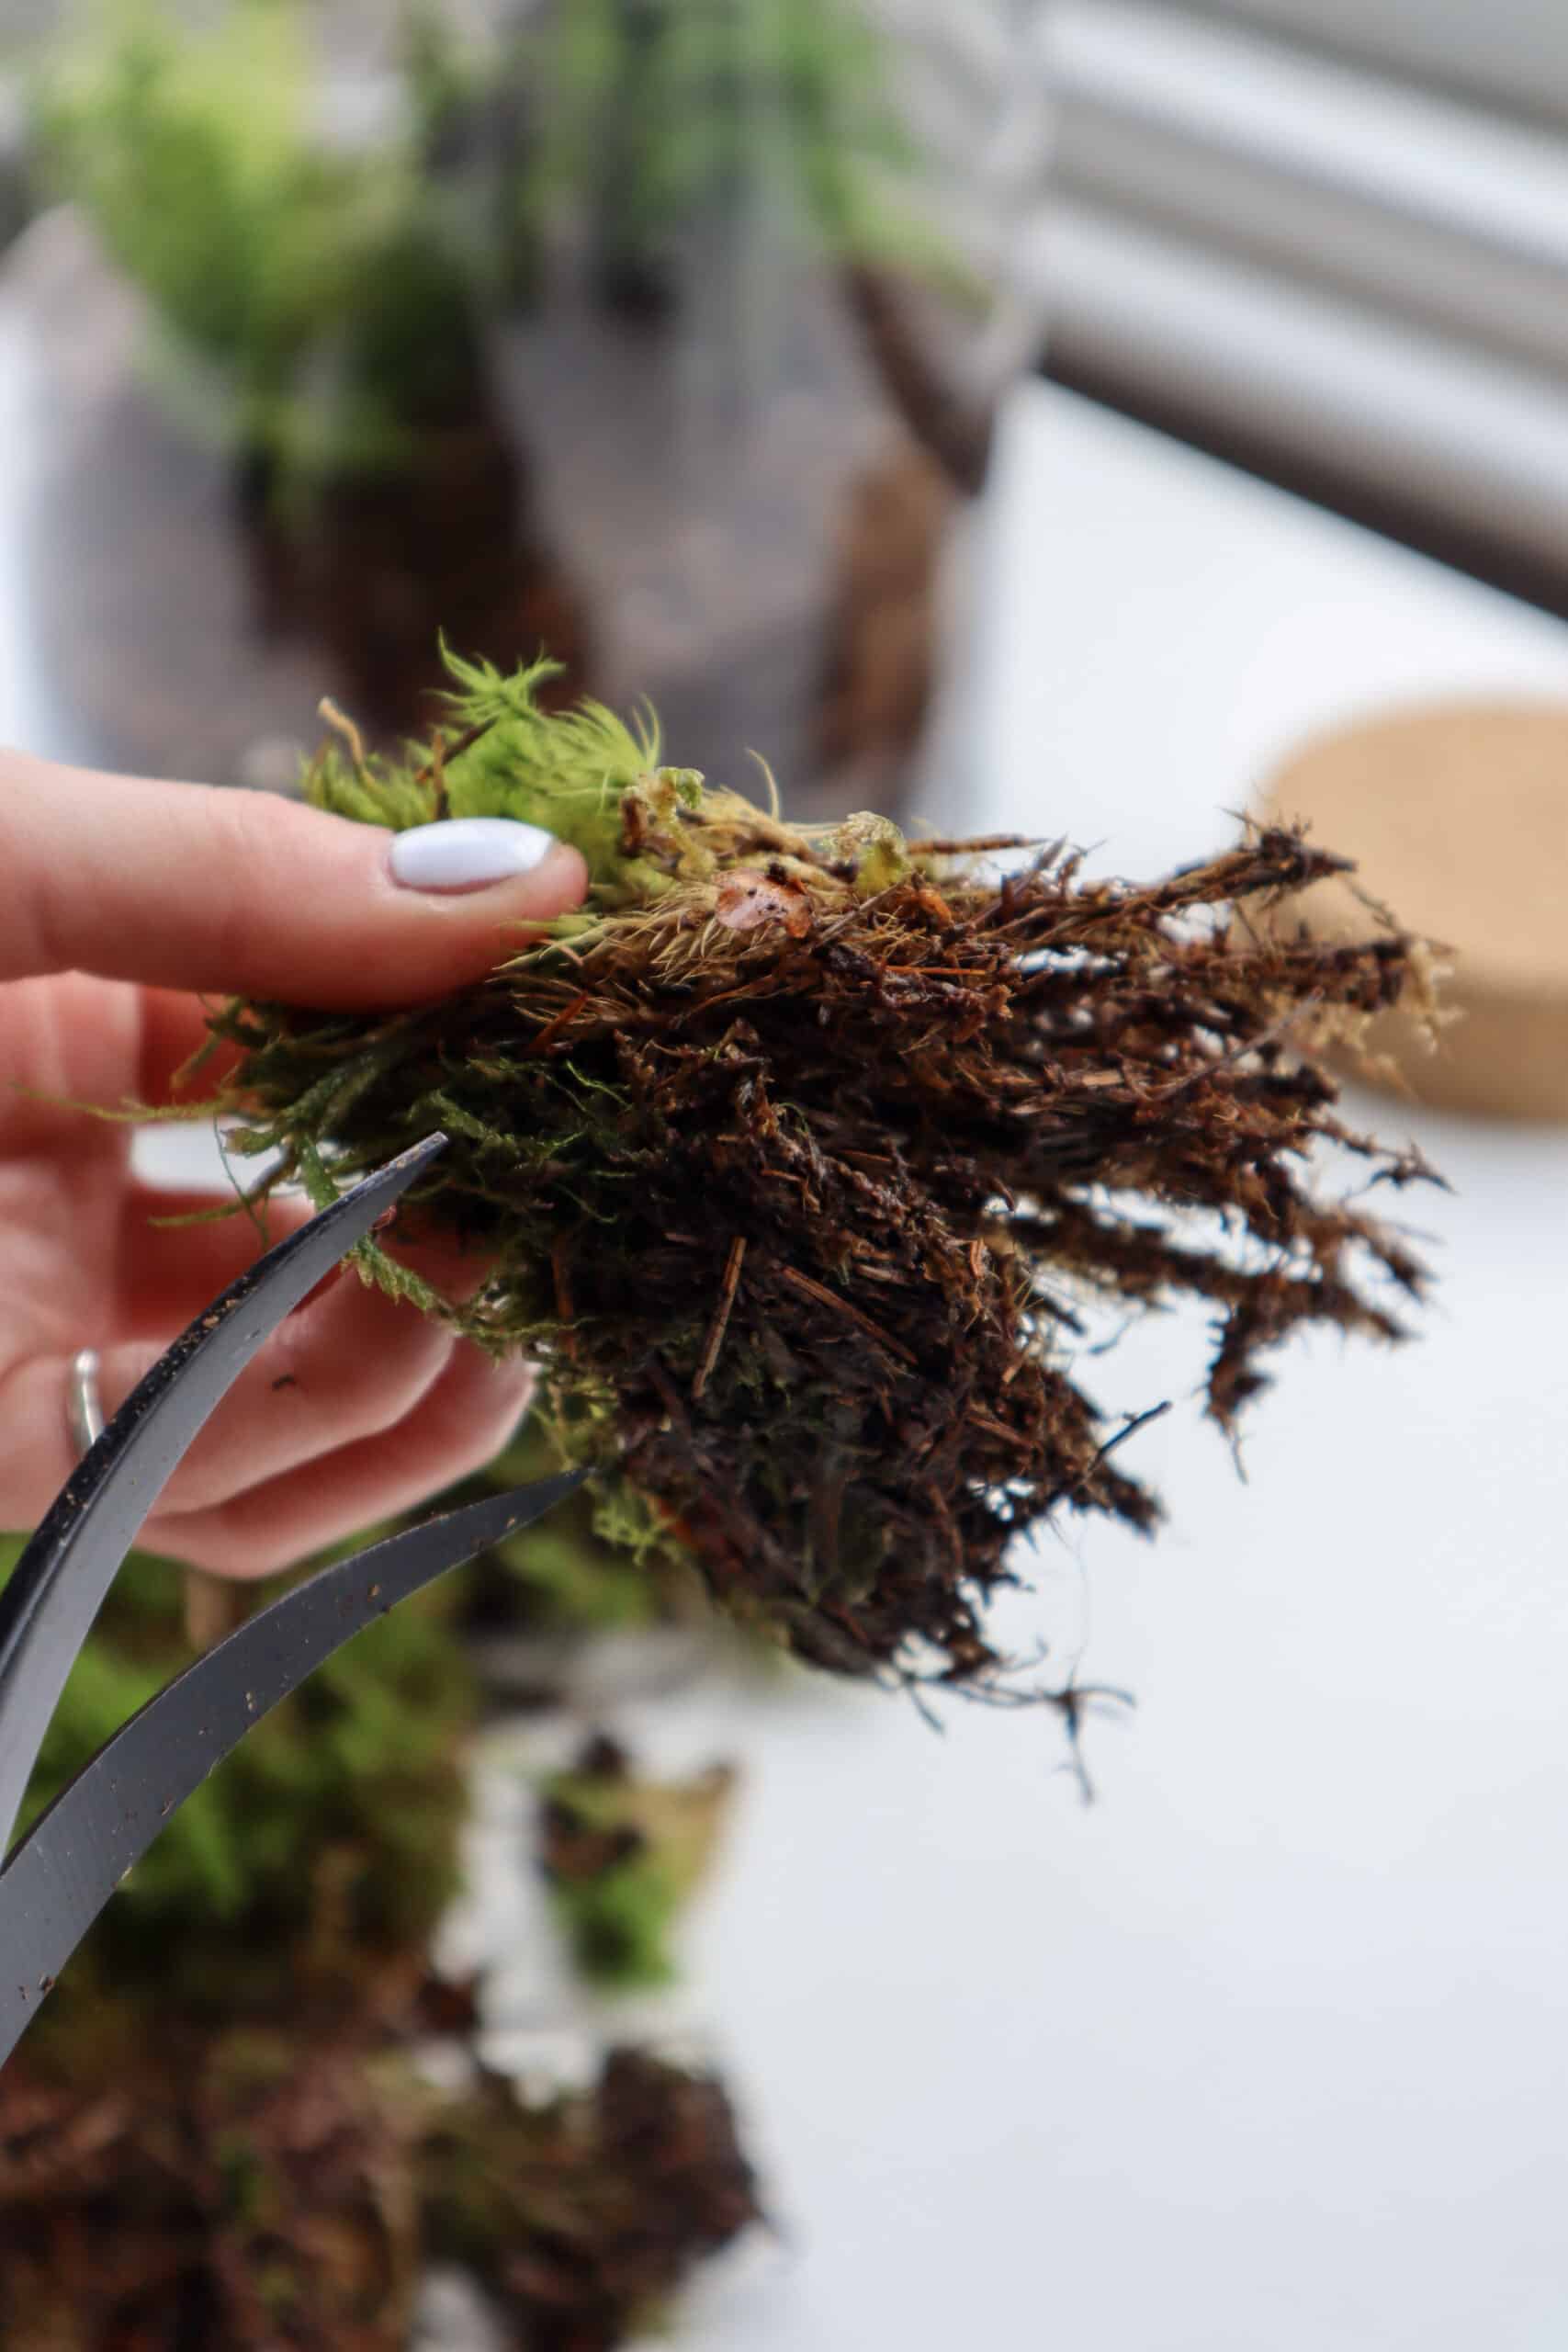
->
[1038, 1, 1568, 599]
[1200, 0, 1568, 126]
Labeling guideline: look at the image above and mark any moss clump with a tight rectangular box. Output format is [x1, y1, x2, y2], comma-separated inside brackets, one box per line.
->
[420, 2044, 760, 2346]
[0, 1538, 759, 2346]
[538, 1735, 737, 1991]
[210, 649, 1437, 1689]
[0, 2030, 759, 2351]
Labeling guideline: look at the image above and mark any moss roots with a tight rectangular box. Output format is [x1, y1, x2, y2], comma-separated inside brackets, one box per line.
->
[210, 650, 1438, 1688]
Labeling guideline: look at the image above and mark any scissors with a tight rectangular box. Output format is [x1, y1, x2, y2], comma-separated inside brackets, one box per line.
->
[0, 1132, 583, 2069]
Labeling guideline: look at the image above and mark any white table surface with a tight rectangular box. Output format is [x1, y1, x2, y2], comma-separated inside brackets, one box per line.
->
[11, 378, 1568, 2350]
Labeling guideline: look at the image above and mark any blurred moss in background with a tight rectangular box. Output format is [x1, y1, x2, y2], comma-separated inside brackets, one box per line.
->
[4, 0, 1028, 810]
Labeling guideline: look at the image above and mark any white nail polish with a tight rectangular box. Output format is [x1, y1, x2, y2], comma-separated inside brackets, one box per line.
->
[389, 817, 559, 893]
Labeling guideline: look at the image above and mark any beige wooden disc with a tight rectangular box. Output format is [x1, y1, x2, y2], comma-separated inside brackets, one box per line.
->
[1255, 700, 1568, 1122]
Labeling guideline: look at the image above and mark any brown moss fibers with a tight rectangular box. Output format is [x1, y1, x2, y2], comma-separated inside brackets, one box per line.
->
[206, 651, 1438, 1690]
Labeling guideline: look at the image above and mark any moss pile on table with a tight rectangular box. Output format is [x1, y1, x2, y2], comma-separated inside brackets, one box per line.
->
[0, 1541, 759, 2349]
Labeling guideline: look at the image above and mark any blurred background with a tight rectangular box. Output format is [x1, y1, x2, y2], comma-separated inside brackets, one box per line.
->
[6, 6, 1568, 2350]
[0, 0, 1040, 810]
[1036, 0, 1568, 619]
[12, 2, 1568, 638]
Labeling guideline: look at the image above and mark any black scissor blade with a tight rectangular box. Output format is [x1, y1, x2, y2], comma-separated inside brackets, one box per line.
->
[0, 1468, 586, 2069]
[0, 1133, 448, 1853]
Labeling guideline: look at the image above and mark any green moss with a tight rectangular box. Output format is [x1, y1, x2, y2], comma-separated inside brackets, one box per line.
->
[465, 1420, 671, 1635]
[538, 1738, 736, 1992]
[529, 0, 953, 290]
[0, 1530, 473, 2044]
[31, 0, 959, 496]
[550, 1850, 685, 1990]
[32, 1, 491, 487]
[0, 1513, 759, 2345]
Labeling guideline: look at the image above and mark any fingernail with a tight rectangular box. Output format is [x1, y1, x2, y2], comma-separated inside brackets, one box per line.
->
[389, 817, 559, 894]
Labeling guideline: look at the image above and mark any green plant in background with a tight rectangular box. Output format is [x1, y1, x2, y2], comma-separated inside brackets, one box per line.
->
[0, 614, 1438, 2331]
[32, 0, 494, 492]
[0, 102, 28, 260]
[0, 1528, 474, 2058]
[27, 0, 993, 792]
[32, 0, 943, 465]
[523, 0, 941, 310]
[400, 0, 951, 311]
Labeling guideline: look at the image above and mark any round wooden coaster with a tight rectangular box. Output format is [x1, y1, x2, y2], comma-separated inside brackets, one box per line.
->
[1254, 700, 1568, 1122]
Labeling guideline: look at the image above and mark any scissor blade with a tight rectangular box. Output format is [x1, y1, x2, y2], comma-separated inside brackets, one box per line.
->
[0, 1467, 586, 2070]
[0, 1133, 449, 1854]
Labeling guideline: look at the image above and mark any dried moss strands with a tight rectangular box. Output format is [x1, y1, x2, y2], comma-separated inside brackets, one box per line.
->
[212, 650, 1438, 1688]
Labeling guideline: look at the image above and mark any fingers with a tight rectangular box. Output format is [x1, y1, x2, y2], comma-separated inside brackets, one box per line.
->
[116, 1187, 318, 1331]
[0, 751, 589, 1005]
[149, 1273, 463, 1516]
[141, 1344, 535, 1580]
[0, 1229, 494, 1529]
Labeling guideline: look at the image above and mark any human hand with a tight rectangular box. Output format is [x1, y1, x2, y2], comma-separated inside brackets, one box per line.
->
[0, 749, 588, 1576]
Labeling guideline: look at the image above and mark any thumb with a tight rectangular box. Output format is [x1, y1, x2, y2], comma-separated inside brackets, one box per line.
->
[0, 750, 589, 1006]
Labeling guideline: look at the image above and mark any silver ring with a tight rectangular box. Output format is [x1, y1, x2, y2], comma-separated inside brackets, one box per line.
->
[66, 1348, 105, 1460]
